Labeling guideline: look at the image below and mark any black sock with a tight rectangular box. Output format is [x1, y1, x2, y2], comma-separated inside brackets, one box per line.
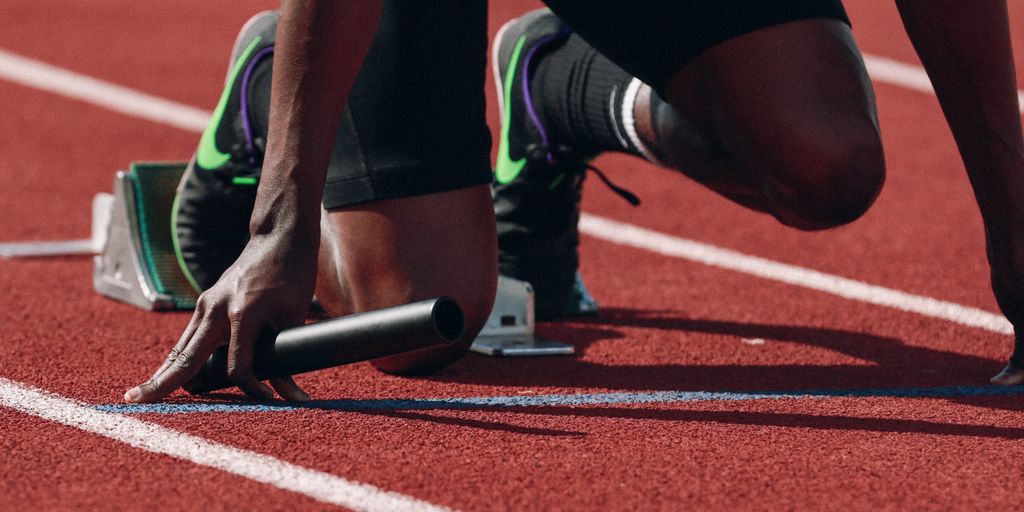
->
[531, 34, 644, 158]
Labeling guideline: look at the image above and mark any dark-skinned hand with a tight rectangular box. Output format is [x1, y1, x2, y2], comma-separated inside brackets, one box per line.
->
[124, 232, 317, 403]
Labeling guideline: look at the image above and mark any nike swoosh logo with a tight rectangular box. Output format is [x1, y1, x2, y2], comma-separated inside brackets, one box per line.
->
[196, 36, 263, 170]
[494, 35, 528, 184]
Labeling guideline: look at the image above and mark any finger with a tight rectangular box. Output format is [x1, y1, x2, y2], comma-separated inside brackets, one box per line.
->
[125, 315, 228, 403]
[990, 363, 1024, 386]
[270, 376, 311, 402]
[149, 307, 205, 381]
[226, 312, 275, 400]
[149, 292, 217, 382]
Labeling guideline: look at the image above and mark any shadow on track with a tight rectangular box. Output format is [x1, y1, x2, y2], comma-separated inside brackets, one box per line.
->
[432, 307, 1006, 393]
[146, 307, 1021, 436]
[493, 406, 1024, 439]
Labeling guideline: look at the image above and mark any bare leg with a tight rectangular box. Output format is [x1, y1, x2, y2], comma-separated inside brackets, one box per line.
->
[633, 19, 886, 230]
[315, 185, 497, 374]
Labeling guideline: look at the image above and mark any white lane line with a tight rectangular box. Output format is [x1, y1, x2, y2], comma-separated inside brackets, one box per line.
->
[0, 48, 1014, 334]
[580, 214, 1013, 335]
[0, 239, 95, 258]
[0, 49, 209, 132]
[863, 54, 1024, 113]
[0, 378, 452, 512]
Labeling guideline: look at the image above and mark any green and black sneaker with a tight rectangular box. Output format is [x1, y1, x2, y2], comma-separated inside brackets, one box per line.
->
[173, 11, 277, 292]
[492, 9, 637, 320]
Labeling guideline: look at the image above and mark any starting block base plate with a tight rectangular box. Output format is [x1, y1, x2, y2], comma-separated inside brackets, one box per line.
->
[469, 276, 575, 357]
[470, 335, 575, 357]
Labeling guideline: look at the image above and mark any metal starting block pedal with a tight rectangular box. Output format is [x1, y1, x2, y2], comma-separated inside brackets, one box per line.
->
[93, 162, 198, 310]
[91, 162, 573, 356]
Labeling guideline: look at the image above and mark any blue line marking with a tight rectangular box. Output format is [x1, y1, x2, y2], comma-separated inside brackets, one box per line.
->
[94, 384, 1024, 414]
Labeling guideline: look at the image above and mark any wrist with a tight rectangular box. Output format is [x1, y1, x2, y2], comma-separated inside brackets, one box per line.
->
[249, 181, 321, 240]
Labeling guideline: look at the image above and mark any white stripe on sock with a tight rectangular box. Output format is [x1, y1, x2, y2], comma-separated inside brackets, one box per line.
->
[620, 77, 662, 166]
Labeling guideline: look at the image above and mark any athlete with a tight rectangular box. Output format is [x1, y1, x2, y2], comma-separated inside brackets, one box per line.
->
[125, 1, 1024, 403]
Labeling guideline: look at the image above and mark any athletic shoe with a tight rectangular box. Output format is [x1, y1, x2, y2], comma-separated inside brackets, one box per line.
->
[492, 9, 637, 320]
[173, 11, 277, 291]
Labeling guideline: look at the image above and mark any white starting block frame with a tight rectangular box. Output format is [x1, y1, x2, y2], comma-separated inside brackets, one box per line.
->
[0, 193, 112, 258]
[84, 162, 574, 357]
[469, 276, 575, 356]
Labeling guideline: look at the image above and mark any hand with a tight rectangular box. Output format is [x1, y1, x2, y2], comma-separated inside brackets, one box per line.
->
[987, 236, 1024, 386]
[124, 232, 318, 402]
[990, 356, 1024, 386]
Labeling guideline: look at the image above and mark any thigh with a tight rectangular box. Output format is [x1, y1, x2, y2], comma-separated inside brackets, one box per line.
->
[665, 17, 883, 209]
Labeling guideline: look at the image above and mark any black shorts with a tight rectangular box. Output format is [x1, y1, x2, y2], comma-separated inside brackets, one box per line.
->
[544, 0, 850, 96]
[323, 0, 849, 208]
[322, 0, 493, 209]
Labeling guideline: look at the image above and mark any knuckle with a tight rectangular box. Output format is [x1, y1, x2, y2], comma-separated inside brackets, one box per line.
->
[164, 348, 180, 361]
[173, 350, 196, 369]
[195, 293, 213, 312]
[196, 292, 226, 315]
[227, 306, 246, 324]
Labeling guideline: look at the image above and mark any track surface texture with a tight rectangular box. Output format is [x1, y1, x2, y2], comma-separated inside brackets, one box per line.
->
[2, 1, 1024, 510]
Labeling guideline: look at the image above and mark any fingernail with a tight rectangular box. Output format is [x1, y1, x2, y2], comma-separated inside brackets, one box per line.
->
[124, 387, 141, 403]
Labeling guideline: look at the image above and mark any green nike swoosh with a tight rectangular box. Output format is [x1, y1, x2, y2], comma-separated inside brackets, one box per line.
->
[196, 36, 263, 170]
[495, 35, 528, 185]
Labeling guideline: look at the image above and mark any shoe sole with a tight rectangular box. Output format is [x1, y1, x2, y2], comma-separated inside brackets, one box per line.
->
[228, 10, 277, 81]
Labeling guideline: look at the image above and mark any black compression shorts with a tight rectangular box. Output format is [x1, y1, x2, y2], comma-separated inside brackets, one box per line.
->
[323, 0, 849, 208]
[322, 0, 493, 209]
[543, 0, 851, 96]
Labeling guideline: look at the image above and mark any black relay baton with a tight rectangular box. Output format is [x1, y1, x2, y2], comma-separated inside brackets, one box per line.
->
[183, 297, 465, 394]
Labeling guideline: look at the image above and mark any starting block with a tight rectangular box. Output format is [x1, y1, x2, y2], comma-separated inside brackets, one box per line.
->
[93, 162, 198, 310]
[91, 162, 574, 356]
[469, 276, 575, 356]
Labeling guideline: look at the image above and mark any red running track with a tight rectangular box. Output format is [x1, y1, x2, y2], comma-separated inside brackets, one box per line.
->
[1, 1, 1024, 510]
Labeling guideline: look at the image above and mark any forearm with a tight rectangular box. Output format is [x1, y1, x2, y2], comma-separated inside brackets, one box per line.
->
[896, 1, 1024, 342]
[896, 0, 1024, 231]
[252, 0, 381, 237]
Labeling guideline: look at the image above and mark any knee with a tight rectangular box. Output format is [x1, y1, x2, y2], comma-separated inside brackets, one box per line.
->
[772, 133, 885, 231]
[370, 272, 497, 375]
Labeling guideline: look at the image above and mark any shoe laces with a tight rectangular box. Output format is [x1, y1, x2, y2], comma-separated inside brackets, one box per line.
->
[584, 162, 640, 206]
[524, 141, 640, 206]
[228, 137, 265, 169]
